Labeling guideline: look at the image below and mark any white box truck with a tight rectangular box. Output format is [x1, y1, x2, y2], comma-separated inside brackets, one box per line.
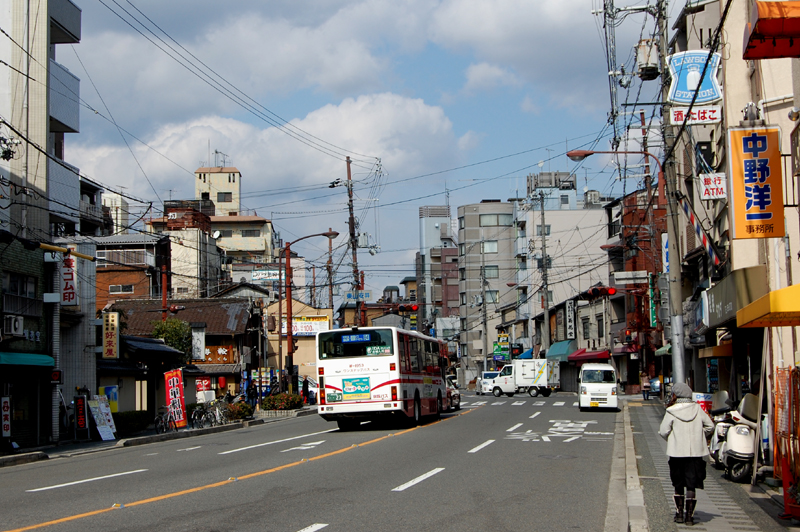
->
[490, 359, 560, 397]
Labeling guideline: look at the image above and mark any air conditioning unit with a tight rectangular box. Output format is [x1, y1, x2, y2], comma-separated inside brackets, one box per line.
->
[3, 315, 24, 337]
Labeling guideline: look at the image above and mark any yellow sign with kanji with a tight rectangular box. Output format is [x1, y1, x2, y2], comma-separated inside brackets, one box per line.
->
[102, 312, 119, 359]
[727, 126, 785, 239]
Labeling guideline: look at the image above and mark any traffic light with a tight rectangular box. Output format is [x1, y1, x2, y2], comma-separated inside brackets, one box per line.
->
[510, 344, 523, 358]
[585, 285, 617, 300]
[398, 304, 419, 313]
[625, 329, 633, 343]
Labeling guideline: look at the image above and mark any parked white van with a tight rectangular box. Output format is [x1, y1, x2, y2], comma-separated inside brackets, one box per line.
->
[577, 363, 618, 410]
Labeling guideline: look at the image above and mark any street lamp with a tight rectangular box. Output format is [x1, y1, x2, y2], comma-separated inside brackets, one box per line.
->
[566, 148, 685, 385]
[284, 230, 339, 393]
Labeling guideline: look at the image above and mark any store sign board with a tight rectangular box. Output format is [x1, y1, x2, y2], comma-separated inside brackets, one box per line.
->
[670, 106, 721, 125]
[700, 173, 727, 200]
[728, 127, 785, 239]
[667, 50, 722, 104]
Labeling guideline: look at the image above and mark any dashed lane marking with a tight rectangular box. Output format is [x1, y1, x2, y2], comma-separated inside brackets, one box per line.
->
[468, 440, 495, 453]
[391, 468, 445, 492]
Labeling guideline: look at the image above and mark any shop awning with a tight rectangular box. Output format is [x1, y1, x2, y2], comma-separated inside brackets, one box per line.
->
[743, 1, 800, 60]
[518, 348, 534, 359]
[0, 352, 54, 366]
[699, 343, 733, 359]
[613, 344, 638, 354]
[545, 340, 576, 363]
[655, 344, 672, 357]
[736, 283, 800, 328]
[568, 349, 611, 362]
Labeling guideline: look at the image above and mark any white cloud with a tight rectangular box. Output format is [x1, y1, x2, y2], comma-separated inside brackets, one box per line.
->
[520, 95, 540, 114]
[463, 63, 521, 93]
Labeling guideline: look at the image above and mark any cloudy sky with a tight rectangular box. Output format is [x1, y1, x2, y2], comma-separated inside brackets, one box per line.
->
[60, 0, 667, 294]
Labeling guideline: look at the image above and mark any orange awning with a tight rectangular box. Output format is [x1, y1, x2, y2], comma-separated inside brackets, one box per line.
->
[744, 1, 800, 60]
[698, 343, 733, 359]
[736, 283, 800, 328]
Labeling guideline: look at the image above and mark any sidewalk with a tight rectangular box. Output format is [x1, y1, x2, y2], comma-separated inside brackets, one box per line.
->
[0, 405, 318, 467]
[623, 395, 800, 531]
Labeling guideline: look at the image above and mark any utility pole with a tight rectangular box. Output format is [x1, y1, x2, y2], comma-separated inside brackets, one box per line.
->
[277, 250, 284, 391]
[539, 192, 551, 352]
[657, 0, 686, 385]
[481, 242, 488, 373]
[311, 265, 316, 308]
[346, 157, 361, 325]
[327, 228, 334, 311]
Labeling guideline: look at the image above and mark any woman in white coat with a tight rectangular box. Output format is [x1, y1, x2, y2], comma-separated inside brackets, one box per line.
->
[658, 383, 714, 526]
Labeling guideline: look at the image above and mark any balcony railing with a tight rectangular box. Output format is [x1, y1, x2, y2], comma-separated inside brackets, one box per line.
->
[79, 200, 104, 222]
[96, 249, 156, 268]
[49, 59, 80, 132]
[4, 294, 43, 317]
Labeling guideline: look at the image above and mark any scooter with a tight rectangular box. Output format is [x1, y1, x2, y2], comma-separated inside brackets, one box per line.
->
[710, 392, 760, 483]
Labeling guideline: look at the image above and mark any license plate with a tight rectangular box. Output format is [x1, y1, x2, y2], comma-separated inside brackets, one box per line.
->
[590, 401, 599, 407]
[327, 393, 342, 402]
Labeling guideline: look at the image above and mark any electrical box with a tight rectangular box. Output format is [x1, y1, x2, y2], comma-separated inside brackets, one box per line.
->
[636, 39, 660, 80]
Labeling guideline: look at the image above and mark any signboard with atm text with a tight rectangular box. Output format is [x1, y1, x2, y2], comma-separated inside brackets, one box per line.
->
[728, 127, 785, 239]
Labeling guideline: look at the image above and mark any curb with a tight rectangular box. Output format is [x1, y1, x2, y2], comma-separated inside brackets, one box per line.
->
[624, 403, 649, 532]
[0, 451, 49, 467]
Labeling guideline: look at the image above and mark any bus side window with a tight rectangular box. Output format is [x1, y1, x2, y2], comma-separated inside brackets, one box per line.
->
[409, 339, 420, 372]
[398, 335, 407, 371]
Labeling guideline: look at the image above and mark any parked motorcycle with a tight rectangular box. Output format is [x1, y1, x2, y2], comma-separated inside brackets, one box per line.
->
[709, 391, 760, 483]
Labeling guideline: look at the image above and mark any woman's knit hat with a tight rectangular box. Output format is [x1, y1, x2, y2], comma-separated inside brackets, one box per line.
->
[672, 383, 692, 398]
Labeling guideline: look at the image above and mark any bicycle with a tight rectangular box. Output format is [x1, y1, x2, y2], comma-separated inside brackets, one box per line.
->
[209, 399, 230, 425]
[155, 400, 180, 434]
[190, 405, 207, 429]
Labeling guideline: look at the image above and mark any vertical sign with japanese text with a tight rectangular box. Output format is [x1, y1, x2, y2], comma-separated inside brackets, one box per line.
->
[728, 127, 785, 239]
[565, 300, 575, 340]
[163, 369, 187, 428]
[102, 312, 119, 359]
[1, 397, 10, 437]
[61, 249, 79, 306]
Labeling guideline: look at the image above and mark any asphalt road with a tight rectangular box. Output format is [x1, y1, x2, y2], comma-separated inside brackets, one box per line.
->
[1, 392, 623, 532]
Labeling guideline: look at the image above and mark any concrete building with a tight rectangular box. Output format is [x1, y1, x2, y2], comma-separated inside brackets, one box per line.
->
[457, 200, 518, 383]
[415, 206, 459, 330]
[195, 167, 242, 217]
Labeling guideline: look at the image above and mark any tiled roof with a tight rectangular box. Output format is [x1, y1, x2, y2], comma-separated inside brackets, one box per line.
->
[110, 298, 251, 336]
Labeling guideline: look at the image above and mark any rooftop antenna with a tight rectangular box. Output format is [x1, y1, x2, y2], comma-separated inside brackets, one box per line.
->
[545, 148, 553, 173]
[214, 149, 229, 167]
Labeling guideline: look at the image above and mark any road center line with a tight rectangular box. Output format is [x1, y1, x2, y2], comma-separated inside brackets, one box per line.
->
[296, 525, 328, 532]
[177, 446, 201, 452]
[529, 411, 541, 419]
[507, 423, 523, 432]
[219, 429, 336, 454]
[391, 468, 445, 492]
[467, 440, 495, 453]
[26, 469, 148, 492]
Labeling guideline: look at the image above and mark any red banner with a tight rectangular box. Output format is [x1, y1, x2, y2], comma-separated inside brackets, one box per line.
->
[164, 369, 188, 428]
[196, 376, 211, 392]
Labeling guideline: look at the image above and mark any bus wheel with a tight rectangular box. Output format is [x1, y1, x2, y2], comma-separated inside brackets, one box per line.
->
[413, 396, 421, 426]
[436, 393, 443, 419]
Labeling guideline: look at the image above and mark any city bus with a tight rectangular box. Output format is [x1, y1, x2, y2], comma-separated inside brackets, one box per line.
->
[316, 326, 449, 430]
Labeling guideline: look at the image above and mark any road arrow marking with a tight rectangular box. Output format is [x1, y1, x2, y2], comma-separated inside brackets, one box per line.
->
[281, 440, 325, 453]
[219, 429, 336, 454]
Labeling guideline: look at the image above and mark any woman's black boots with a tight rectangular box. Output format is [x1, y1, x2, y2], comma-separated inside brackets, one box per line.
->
[673, 494, 685, 523]
[685, 497, 697, 526]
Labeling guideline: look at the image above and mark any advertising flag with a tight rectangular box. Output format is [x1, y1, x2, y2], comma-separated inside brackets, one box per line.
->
[164, 369, 188, 428]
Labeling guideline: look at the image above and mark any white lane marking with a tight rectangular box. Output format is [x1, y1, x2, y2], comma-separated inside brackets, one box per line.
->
[472, 401, 487, 406]
[553, 401, 565, 406]
[144, 453, 159, 456]
[281, 440, 325, 453]
[529, 411, 541, 419]
[26, 469, 148, 492]
[392, 468, 445, 492]
[219, 429, 337, 455]
[468, 440, 495, 454]
[542, 436, 551, 442]
[564, 436, 581, 443]
[507, 423, 523, 432]
[533, 401, 545, 406]
[491, 401, 506, 406]
[512, 401, 526, 406]
[177, 446, 201, 452]
[297, 524, 328, 532]
[573, 401, 579, 406]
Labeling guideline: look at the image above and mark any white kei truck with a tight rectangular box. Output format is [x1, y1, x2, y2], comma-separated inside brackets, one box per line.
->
[489, 359, 560, 397]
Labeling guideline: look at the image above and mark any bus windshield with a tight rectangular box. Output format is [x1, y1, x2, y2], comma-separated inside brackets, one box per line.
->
[318, 329, 394, 359]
